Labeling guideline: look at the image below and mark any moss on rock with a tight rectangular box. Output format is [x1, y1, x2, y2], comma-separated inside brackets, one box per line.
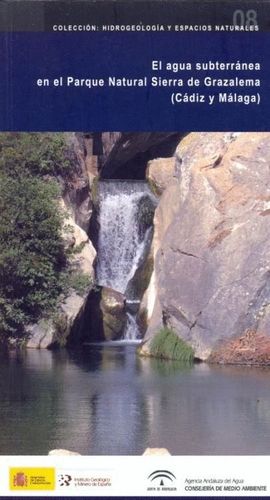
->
[140, 327, 194, 362]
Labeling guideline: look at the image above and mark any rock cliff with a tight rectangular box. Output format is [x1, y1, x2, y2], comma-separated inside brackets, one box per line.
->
[142, 132, 270, 364]
[25, 133, 97, 349]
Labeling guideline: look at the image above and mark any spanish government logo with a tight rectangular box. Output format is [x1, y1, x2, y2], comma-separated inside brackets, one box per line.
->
[10, 467, 55, 490]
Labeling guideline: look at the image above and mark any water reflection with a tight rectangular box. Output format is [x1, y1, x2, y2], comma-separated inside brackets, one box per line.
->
[0, 345, 270, 455]
[138, 356, 194, 376]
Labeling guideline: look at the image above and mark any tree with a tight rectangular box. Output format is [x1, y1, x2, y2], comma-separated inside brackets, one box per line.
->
[0, 133, 72, 341]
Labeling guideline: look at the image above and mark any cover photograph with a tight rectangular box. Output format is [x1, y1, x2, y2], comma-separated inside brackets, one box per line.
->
[0, 0, 270, 497]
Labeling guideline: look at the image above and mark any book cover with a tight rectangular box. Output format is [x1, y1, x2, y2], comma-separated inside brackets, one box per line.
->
[0, 0, 269, 497]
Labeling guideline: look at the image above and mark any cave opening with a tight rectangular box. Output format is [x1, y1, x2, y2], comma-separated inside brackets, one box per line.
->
[99, 132, 183, 180]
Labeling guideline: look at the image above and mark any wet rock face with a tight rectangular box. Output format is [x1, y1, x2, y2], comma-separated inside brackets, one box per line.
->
[136, 194, 156, 240]
[145, 132, 270, 363]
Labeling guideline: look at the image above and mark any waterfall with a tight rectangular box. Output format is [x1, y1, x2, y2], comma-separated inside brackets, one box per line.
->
[96, 181, 154, 294]
[124, 312, 141, 340]
[96, 181, 155, 340]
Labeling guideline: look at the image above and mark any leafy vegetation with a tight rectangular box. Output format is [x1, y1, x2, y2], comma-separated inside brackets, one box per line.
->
[149, 327, 194, 362]
[0, 133, 74, 177]
[63, 270, 93, 296]
[0, 173, 65, 339]
[0, 132, 89, 343]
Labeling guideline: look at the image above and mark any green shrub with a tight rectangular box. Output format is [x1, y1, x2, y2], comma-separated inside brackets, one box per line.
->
[0, 132, 74, 177]
[64, 271, 93, 296]
[149, 327, 194, 362]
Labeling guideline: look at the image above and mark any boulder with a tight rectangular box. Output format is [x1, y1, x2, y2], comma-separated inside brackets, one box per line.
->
[25, 320, 55, 349]
[56, 292, 87, 343]
[100, 287, 126, 340]
[67, 287, 105, 345]
[26, 292, 86, 349]
[146, 157, 176, 196]
[26, 203, 96, 349]
[68, 286, 126, 345]
[143, 132, 270, 364]
[61, 201, 96, 276]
